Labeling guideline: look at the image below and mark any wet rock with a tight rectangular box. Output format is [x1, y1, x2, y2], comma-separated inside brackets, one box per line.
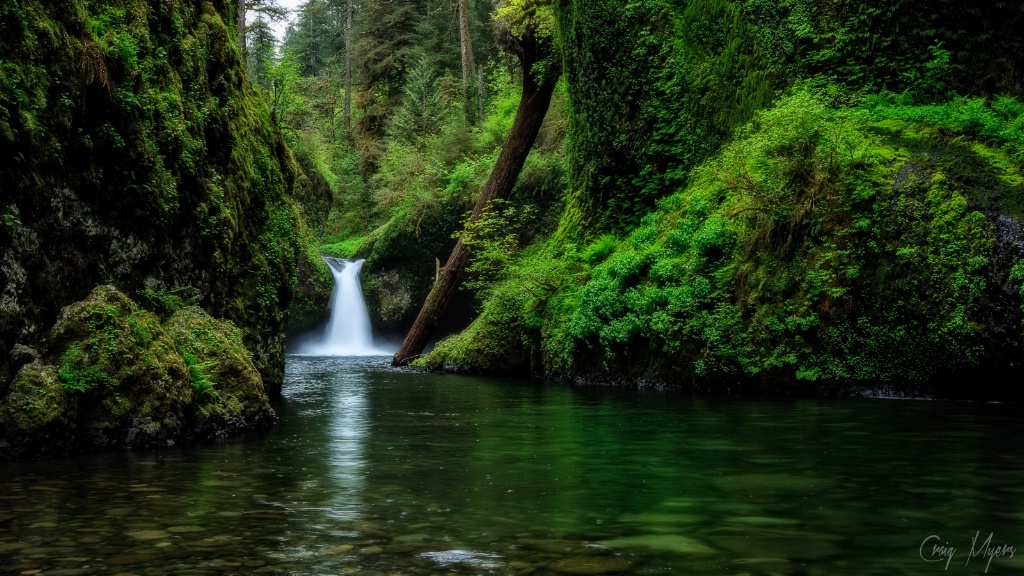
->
[350, 520, 388, 537]
[419, 550, 503, 569]
[599, 534, 716, 555]
[107, 553, 159, 566]
[166, 526, 206, 534]
[518, 539, 599, 555]
[0, 542, 31, 554]
[164, 306, 276, 437]
[392, 533, 432, 544]
[549, 556, 634, 575]
[509, 560, 535, 573]
[9, 344, 39, 368]
[0, 361, 78, 459]
[322, 545, 354, 554]
[125, 530, 170, 540]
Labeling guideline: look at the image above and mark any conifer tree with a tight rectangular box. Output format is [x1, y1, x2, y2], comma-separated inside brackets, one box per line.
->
[355, 0, 420, 161]
[247, 14, 277, 90]
[237, 0, 288, 64]
[388, 59, 451, 144]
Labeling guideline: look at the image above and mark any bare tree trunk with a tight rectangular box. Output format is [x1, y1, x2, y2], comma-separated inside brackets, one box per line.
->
[392, 57, 558, 366]
[458, 0, 476, 124]
[477, 64, 485, 124]
[344, 1, 353, 133]
[237, 0, 247, 65]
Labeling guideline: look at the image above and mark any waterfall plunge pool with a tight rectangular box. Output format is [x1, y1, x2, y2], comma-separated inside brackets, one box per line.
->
[2, 355, 1023, 574]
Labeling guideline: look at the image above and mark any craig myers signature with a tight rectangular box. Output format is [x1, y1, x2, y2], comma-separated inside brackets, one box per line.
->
[920, 532, 1016, 573]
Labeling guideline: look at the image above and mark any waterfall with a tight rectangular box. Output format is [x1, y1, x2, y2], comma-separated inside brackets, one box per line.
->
[300, 258, 388, 356]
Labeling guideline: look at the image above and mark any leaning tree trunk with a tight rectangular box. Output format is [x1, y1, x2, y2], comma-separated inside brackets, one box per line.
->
[392, 38, 558, 366]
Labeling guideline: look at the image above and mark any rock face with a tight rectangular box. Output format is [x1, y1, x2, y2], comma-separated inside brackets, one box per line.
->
[0, 1, 331, 417]
[0, 286, 275, 460]
[0, 1, 331, 457]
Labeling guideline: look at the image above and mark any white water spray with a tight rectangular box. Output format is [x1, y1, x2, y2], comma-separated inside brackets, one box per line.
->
[300, 258, 389, 356]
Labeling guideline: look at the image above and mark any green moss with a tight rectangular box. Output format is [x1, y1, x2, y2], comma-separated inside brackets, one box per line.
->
[321, 236, 366, 259]
[0, 0, 328, 399]
[433, 92, 1022, 391]
[0, 362, 76, 440]
[164, 306, 273, 430]
[40, 286, 192, 444]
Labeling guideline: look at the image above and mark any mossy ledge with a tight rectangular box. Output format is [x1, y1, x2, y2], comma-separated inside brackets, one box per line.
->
[0, 286, 275, 461]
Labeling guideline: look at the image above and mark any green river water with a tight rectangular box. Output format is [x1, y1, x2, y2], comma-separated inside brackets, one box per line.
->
[1, 355, 1022, 575]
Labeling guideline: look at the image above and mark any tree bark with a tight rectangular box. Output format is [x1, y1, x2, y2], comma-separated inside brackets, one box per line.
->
[392, 38, 558, 366]
[477, 64, 485, 125]
[237, 0, 247, 64]
[457, 0, 476, 124]
[344, 1, 353, 133]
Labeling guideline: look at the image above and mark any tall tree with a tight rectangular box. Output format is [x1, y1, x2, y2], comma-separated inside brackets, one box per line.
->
[237, 0, 288, 65]
[388, 59, 451, 143]
[283, 0, 347, 77]
[355, 0, 420, 162]
[458, 0, 476, 123]
[247, 14, 277, 90]
[392, 0, 560, 366]
[344, 1, 354, 133]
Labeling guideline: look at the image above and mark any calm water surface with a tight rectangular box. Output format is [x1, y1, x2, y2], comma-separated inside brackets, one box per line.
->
[2, 356, 1023, 575]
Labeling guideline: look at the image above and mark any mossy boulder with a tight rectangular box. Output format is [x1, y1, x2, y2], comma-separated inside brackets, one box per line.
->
[48, 285, 191, 451]
[0, 362, 77, 459]
[0, 286, 277, 460]
[164, 306, 276, 435]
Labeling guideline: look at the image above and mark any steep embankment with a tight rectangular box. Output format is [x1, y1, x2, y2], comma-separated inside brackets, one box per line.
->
[425, 94, 1024, 397]
[0, 0, 331, 458]
[421, 0, 1024, 398]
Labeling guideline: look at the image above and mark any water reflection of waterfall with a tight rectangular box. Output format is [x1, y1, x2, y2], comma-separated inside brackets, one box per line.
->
[297, 258, 389, 356]
[325, 360, 370, 521]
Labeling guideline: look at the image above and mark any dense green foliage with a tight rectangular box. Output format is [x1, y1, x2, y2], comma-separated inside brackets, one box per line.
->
[412, 1, 1024, 397]
[556, 0, 1024, 238]
[244, 0, 558, 334]
[4, 0, 1023, 418]
[425, 93, 1024, 394]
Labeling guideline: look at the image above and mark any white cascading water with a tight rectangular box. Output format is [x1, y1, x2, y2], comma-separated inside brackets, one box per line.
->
[302, 258, 388, 356]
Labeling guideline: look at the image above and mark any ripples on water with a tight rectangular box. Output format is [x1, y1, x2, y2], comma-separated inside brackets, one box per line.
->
[2, 356, 1024, 575]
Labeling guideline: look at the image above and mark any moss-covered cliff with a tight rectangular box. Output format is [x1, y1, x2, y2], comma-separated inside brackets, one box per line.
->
[420, 1, 1024, 398]
[424, 93, 1024, 397]
[0, 0, 331, 457]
